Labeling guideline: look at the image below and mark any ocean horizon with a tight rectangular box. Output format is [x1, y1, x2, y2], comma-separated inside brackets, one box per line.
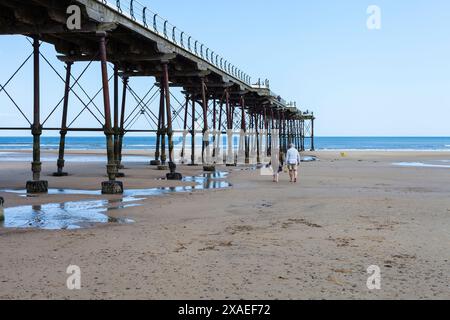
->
[1, 136, 450, 152]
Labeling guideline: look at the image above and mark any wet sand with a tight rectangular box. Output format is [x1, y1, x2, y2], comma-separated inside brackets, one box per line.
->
[1, 151, 450, 299]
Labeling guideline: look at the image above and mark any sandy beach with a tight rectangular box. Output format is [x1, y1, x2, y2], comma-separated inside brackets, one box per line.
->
[1, 150, 450, 299]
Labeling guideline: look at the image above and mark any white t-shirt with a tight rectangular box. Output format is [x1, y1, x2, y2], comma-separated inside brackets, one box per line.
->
[286, 148, 301, 165]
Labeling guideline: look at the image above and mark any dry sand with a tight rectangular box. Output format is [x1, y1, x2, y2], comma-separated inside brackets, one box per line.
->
[1, 150, 450, 299]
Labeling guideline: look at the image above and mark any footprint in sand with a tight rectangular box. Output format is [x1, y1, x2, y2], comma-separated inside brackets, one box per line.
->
[198, 241, 233, 252]
[225, 225, 254, 235]
[281, 218, 322, 229]
[327, 236, 357, 248]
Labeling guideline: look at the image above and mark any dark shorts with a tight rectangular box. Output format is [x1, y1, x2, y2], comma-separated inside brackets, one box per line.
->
[287, 164, 298, 171]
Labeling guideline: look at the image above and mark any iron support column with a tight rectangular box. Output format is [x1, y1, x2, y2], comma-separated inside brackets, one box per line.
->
[118, 76, 129, 169]
[301, 120, 305, 151]
[282, 112, 287, 153]
[159, 84, 167, 165]
[98, 34, 122, 194]
[113, 64, 120, 168]
[264, 111, 268, 157]
[217, 95, 224, 164]
[27, 37, 48, 193]
[277, 111, 282, 154]
[212, 97, 217, 159]
[311, 117, 315, 151]
[54, 61, 73, 177]
[255, 113, 261, 164]
[225, 90, 235, 166]
[190, 95, 196, 166]
[298, 120, 302, 150]
[163, 63, 174, 164]
[289, 119, 294, 147]
[225, 91, 231, 131]
[201, 78, 209, 165]
[163, 63, 182, 179]
[180, 94, 189, 161]
[270, 109, 275, 156]
[151, 84, 164, 166]
[240, 97, 248, 164]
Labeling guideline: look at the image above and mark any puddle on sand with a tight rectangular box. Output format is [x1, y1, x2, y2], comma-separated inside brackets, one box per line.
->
[0, 172, 231, 230]
[3, 200, 136, 230]
[393, 161, 450, 169]
[2, 172, 230, 197]
[302, 156, 318, 162]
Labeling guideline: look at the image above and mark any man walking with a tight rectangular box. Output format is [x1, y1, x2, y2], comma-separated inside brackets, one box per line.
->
[285, 143, 301, 183]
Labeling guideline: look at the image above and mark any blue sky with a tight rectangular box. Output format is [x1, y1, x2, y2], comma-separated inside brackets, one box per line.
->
[0, 0, 449, 136]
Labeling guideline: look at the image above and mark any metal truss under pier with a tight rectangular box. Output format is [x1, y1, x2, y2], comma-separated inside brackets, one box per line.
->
[0, 0, 316, 194]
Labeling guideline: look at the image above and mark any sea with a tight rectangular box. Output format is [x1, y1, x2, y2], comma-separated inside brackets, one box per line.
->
[0, 136, 450, 152]
[0, 136, 450, 164]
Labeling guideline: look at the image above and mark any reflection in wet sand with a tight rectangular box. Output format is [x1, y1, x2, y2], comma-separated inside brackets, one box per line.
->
[1, 172, 231, 230]
[393, 161, 450, 169]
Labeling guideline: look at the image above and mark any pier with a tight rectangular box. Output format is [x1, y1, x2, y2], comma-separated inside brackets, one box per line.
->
[0, 0, 315, 194]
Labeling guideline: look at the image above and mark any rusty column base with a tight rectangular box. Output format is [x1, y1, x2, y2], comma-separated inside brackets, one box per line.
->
[150, 160, 162, 166]
[166, 163, 183, 181]
[203, 165, 216, 172]
[116, 170, 125, 178]
[26, 180, 48, 194]
[101, 181, 124, 195]
[166, 173, 183, 180]
[116, 161, 125, 177]
[53, 159, 68, 177]
[102, 163, 123, 194]
[27, 161, 48, 193]
[53, 172, 68, 177]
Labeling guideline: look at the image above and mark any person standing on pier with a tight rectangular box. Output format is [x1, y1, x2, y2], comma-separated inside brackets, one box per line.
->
[286, 143, 301, 183]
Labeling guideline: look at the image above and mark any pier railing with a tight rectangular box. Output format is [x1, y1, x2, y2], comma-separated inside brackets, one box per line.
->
[99, 0, 252, 86]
